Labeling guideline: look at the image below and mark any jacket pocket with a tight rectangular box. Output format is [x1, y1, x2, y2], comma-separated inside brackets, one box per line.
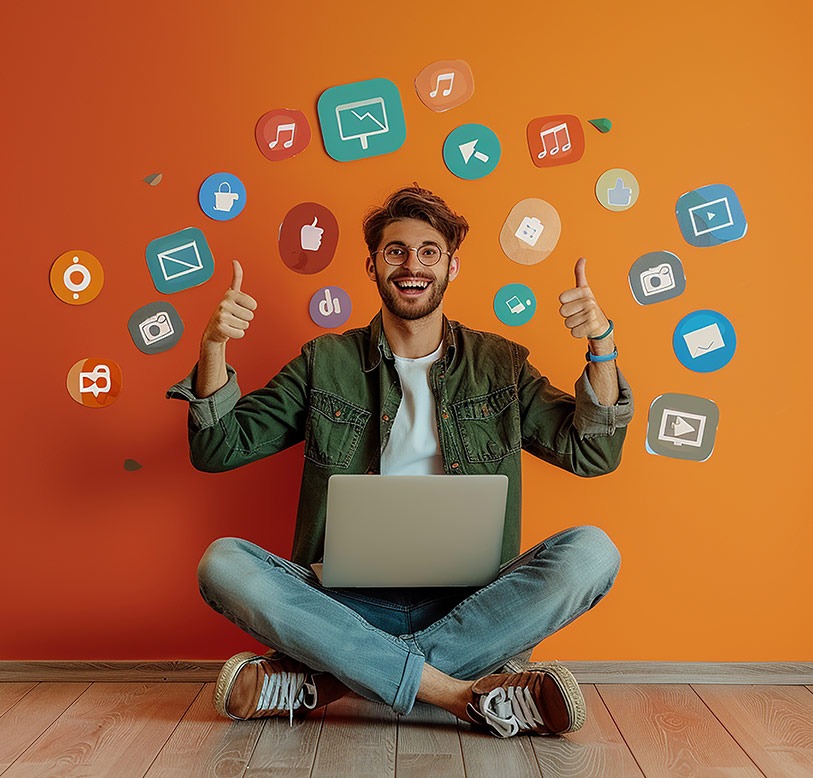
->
[305, 389, 371, 468]
[452, 386, 521, 463]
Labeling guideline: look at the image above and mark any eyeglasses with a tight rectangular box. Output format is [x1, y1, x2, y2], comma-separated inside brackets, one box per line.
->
[372, 242, 451, 267]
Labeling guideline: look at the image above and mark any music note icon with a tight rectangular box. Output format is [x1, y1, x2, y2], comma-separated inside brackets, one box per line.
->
[429, 72, 455, 98]
[268, 122, 296, 150]
[537, 122, 572, 159]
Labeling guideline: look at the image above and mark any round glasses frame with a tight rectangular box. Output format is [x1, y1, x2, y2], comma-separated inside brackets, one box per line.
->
[371, 243, 451, 267]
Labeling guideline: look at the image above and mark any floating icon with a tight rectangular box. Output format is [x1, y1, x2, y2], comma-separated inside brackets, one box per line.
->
[199, 173, 246, 221]
[128, 302, 184, 354]
[67, 358, 122, 408]
[279, 203, 339, 274]
[415, 60, 475, 112]
[499, 199, 561, 265]
[628, 251, 686, 305]
[146, 227, 215, 294]
[443, 124, 501, 180]
[595, 168, 639, 211]
[588, 118, 612, 133]
[676, 184, 747, 247]
[527, 115, 585, 168]
[143, 173, 163, 186]
[50, 250, 104, 305]
[255, 108, 311, 161]
[318, 78, 406, 162]
[309, 286, 351, 328]
[646, 393, 719, 461]
[494, 284, 536, 326]
[300, 218, 324, 252]
[673, 310, 736, 372]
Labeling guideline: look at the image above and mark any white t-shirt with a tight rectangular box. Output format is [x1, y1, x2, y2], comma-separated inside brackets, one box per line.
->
[381, 342, 445, 475]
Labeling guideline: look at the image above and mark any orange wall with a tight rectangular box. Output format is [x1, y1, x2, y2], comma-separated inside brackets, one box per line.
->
[3, 1, 811, 661]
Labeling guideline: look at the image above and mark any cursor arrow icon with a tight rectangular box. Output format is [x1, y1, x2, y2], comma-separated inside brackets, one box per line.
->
[459, 140, 490, 164]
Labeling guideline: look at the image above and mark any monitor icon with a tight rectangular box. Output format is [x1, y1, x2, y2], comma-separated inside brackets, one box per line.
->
[335, 98, 389, 150]
[688, 197, 734, 236]
[646, 393, 719, 462]
[317, 78, 406, 162]
[657, 409, 706, 447]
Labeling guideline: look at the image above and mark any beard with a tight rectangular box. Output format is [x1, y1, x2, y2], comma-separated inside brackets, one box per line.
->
[375, 267, 450, 321]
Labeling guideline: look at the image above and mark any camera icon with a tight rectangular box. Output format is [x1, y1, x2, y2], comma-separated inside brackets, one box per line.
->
[640, 263, 676, 296]
[139, 311, 174, 345]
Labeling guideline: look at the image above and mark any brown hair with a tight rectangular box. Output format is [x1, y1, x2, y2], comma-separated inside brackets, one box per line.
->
[363, 184, 469, 256]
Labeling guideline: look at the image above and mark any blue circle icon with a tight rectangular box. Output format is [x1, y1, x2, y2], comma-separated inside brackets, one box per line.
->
[443, 124, 501, 180]
[673, 309, 736, 372]
[199, 172, 246, 221]
[494, 284, 536, 326]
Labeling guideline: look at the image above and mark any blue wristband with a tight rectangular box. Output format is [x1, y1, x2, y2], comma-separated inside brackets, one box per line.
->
[586, 347, 618, 363]
[589, 319, 614, 340]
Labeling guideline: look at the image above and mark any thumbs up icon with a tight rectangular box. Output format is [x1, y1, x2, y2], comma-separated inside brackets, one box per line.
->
[607, 178, 632, 207]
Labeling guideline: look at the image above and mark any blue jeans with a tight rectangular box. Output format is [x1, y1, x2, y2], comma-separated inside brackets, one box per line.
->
[197, 524, 620, 716]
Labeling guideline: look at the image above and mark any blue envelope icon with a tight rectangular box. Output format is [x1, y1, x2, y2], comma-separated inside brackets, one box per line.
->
[146, 227, 214, 294]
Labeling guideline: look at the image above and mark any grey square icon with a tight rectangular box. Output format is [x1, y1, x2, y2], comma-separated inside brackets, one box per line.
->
[646, 393, 719, 462]
[128, 302, 184, 354]
[628, 251, 686, 305]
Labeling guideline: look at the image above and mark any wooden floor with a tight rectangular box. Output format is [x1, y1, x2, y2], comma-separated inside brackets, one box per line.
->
[1, 682, 812, 777]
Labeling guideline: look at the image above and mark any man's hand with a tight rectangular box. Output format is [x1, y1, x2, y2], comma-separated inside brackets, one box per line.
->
[558, 257, 610, 339]
[202, 260, 258, 345]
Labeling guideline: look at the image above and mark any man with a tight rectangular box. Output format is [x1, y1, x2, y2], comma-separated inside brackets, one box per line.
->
[168, 185, 633, 738]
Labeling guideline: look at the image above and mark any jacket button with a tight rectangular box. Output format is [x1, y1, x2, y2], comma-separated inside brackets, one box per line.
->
[382, 414, 390, 422]
[451, 462, 460, 469]
[442, 412, 449, 420]
[334, 410, 341, 418]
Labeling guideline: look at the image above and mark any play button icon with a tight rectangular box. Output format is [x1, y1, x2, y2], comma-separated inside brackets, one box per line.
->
[676, 184, 747, 247]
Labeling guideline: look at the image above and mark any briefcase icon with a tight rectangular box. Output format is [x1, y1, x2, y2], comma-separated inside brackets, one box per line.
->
[146, 227, 215, 294]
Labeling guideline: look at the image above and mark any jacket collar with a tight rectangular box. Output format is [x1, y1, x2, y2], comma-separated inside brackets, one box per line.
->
[364, 310, 458, 373]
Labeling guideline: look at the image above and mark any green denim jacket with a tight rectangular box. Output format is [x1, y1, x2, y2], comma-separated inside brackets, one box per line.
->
[167, 312, 634, 568]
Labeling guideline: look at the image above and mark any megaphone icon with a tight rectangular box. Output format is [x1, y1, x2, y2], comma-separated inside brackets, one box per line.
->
[79, 364, 111, 398]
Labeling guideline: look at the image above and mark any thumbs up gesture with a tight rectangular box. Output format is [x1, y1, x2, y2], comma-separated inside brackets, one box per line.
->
[202, 260, 258, 344]
[558, 258, 611, 340]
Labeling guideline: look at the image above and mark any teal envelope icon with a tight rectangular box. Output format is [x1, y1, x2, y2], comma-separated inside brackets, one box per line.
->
[146, 227, 214, 294]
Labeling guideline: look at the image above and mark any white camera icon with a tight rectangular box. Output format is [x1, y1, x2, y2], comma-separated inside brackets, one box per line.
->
[640, 263, 676, 296]
[139, 311, 174, 345]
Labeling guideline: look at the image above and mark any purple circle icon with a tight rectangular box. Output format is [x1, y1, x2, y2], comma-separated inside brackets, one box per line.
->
[309, 286, 351, 328]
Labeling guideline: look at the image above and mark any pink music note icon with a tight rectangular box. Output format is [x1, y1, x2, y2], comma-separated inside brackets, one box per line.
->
[537, 122, 572, 159]
[268, 122, 296, 150]
[429, 72, 455, 98]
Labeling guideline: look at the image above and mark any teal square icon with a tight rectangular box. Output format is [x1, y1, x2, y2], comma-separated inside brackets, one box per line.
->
[146, 227, 215, 294]
[317, 78, 406, 162]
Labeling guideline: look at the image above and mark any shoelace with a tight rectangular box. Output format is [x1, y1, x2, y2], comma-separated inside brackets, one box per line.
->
[478, 685, 545, 738]
[254, 670, 318, 726]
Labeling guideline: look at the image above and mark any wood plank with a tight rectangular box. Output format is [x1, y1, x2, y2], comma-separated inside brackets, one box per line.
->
[458, 719, 542, 777]
[0, 684, 37, 718]
[395, 701, 465, 778]
[0, 684, 89, 771]
[695, 685, 813, 778]
[310, 693, 397, 777]
[598, 685, 764, 777]
[566, 662, 813, 685]
[0, 661, 221, 683]
[145, 683, 263, 777]
[2, 682, 201, 778]
[529, 685, 645, 777]
[244, 702, 325, 776]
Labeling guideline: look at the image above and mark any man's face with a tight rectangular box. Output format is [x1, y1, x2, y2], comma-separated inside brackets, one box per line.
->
[365, 218, 460, 321]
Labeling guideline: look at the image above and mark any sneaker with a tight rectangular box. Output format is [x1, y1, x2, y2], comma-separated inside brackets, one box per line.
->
[464, 661, 585, 738]
[213, 650, 344, 725]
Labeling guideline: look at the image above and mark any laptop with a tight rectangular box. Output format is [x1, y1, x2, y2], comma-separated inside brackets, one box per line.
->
[311, 474, 508, 588]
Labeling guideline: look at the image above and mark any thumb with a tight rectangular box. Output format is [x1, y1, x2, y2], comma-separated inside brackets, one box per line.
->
[230, 259, 243, 292]
[574, 257, 589, 288]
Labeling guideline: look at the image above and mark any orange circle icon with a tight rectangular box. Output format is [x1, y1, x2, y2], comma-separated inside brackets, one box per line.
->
[66, 358, 122, 408]
[415, 60, 475, 112]
[50, 250, 104, 305]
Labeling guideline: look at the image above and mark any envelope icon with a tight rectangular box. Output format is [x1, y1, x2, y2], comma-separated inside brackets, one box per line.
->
[146, 227, 214, 294]
[683, 323, 725, 358]
[158, 240, 203, 281]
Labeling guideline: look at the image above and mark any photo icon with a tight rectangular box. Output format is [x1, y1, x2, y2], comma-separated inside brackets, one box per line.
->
[628, 251, 686, 305]
[317, 78, 406, 162]
[646, 393, 719, 462]
[128, 302, 184, 354]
